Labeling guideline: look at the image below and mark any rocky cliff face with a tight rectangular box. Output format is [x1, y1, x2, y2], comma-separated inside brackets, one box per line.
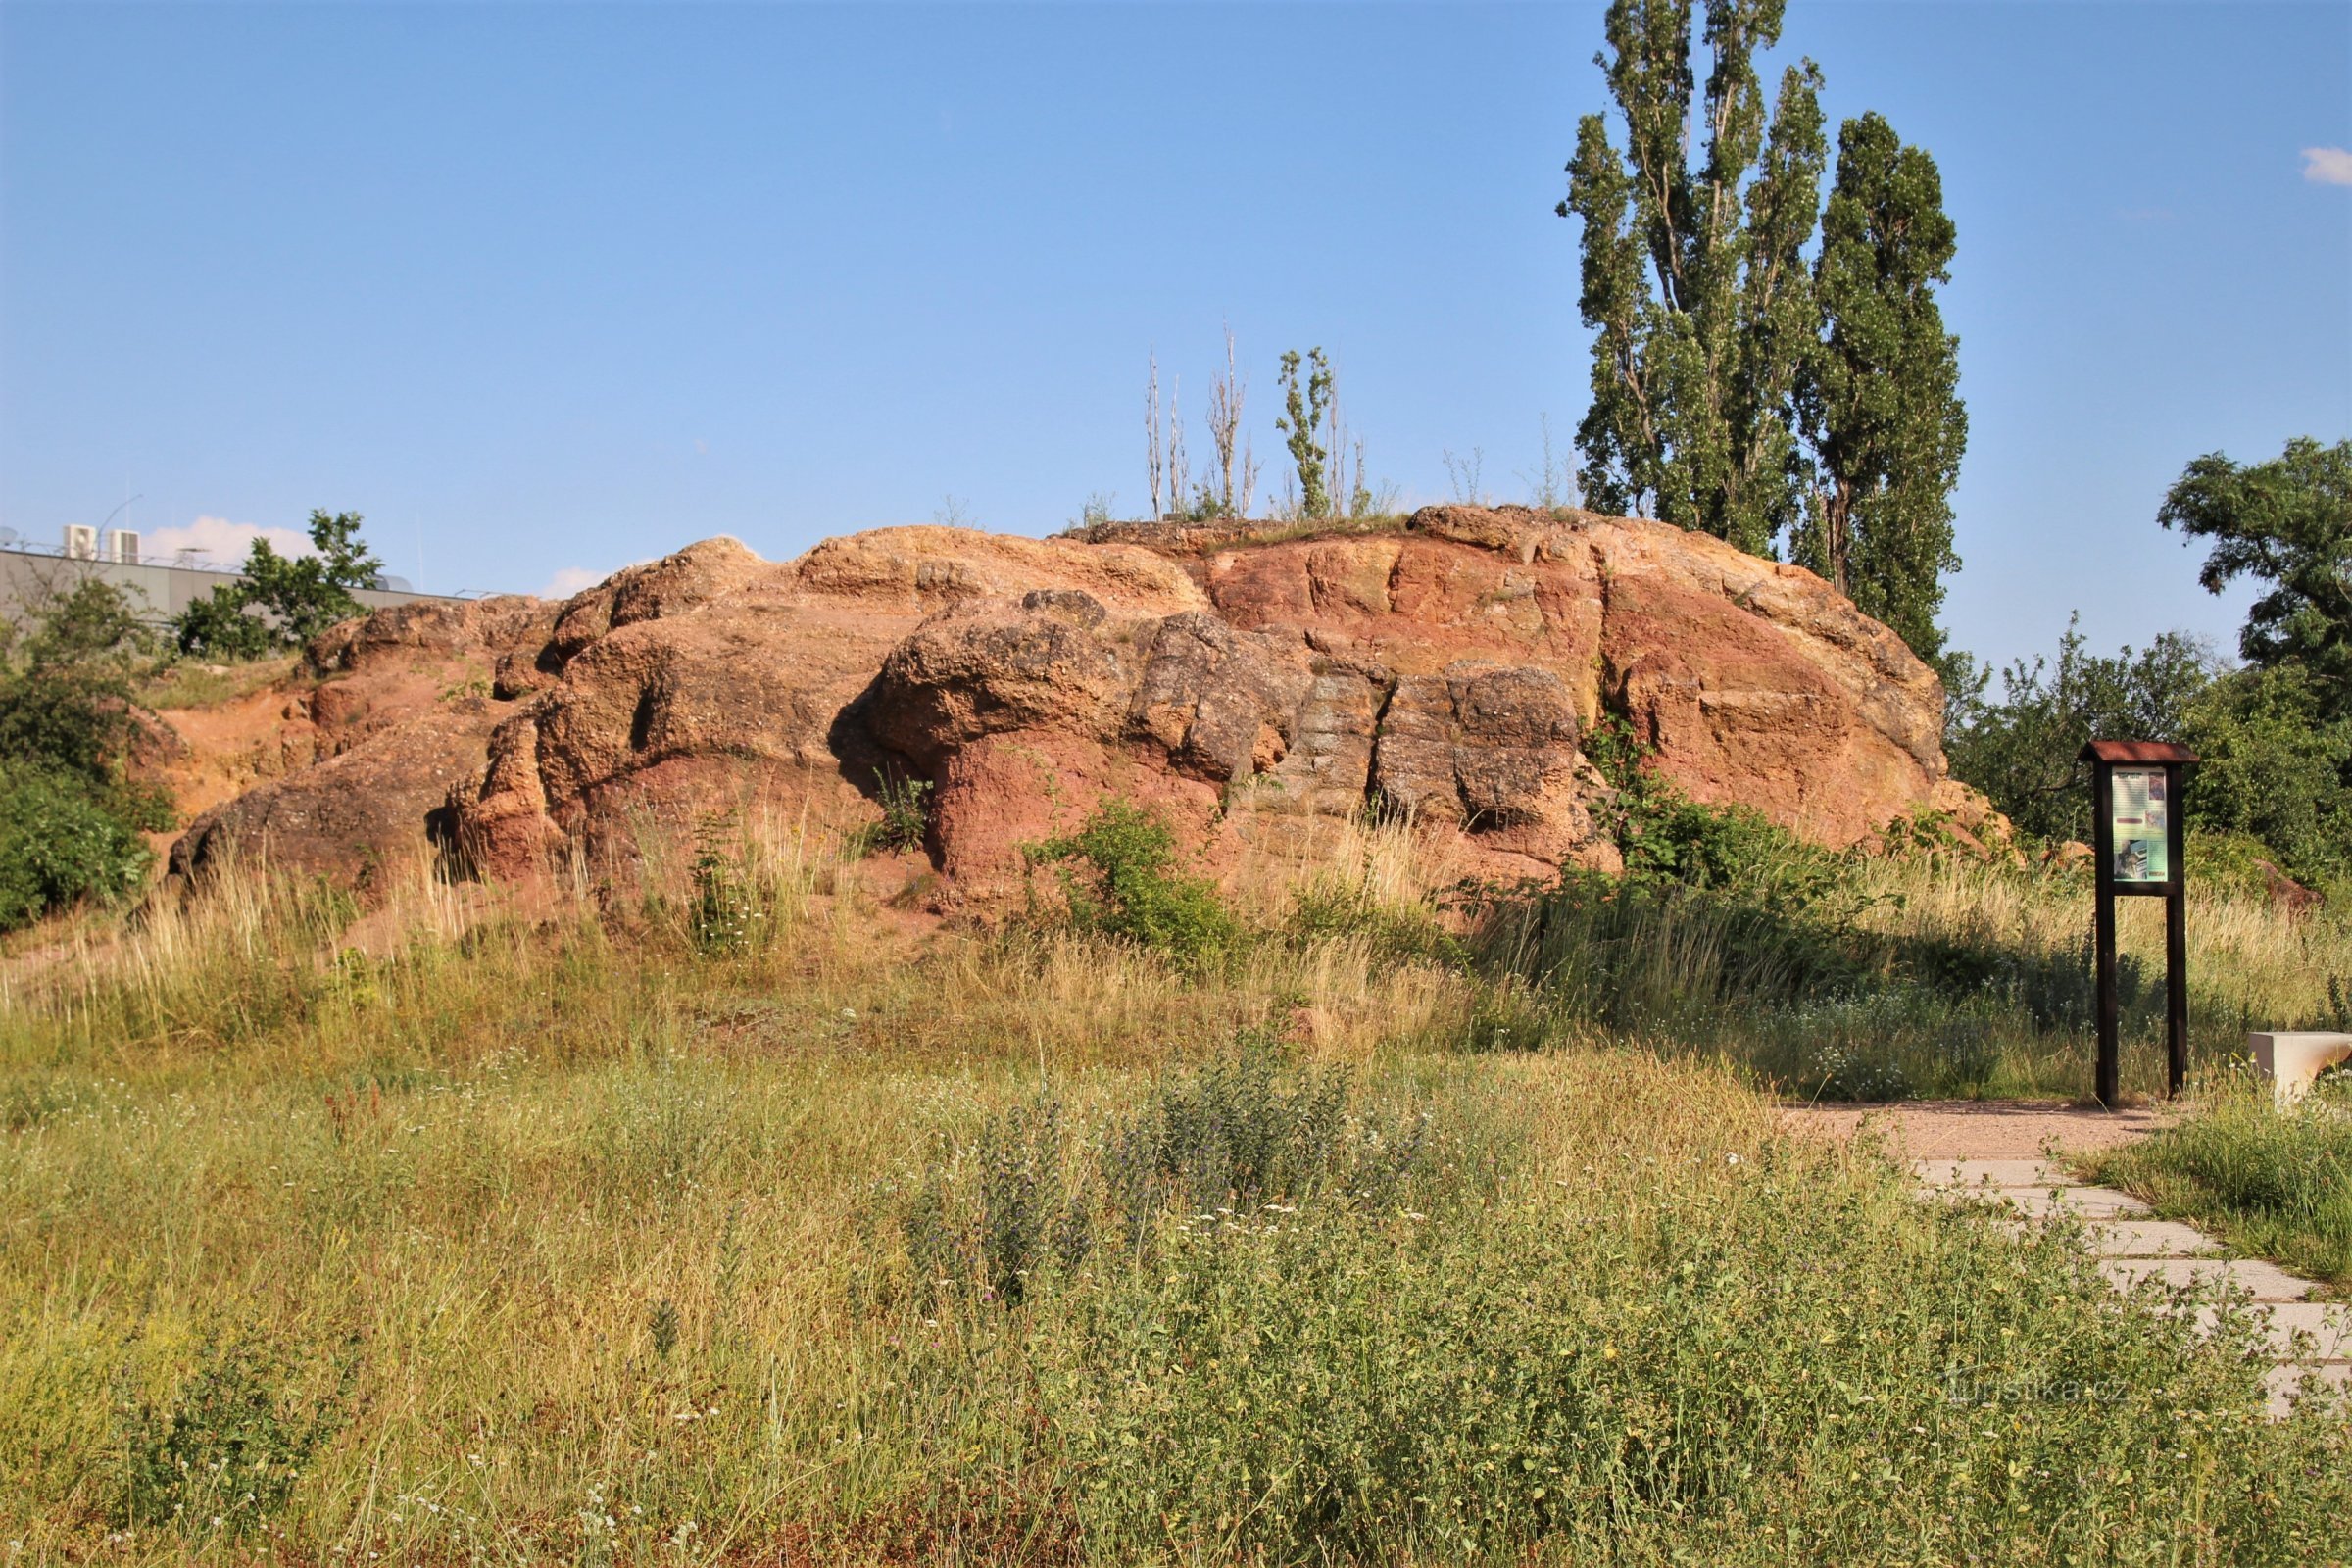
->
[169, 506, 1950, 895]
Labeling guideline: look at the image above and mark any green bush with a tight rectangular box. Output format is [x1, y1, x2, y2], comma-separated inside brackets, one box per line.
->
[116, 1330, 351, 1535]
[1287, 870, 1467, 966]
[0, 577, 175, 930]
[686, 816, 760, 956]
[1584, 715, 1844, 903]
[898, 1033, 1436, 1308]
[0, 768, 164, 929]
[847, 769, 933, 858]
[1023, 798, 1235, 962]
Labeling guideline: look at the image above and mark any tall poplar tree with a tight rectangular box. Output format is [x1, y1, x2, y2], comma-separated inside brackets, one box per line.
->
[1793, 113, 1968, 662]
[1561, 0, 1967, 664]
[1560, 0, 1826, 557]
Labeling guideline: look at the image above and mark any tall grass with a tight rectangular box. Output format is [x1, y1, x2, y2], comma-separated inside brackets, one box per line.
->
[3, 1028, 2342, 1563]
[1479, 852, 2347, 1101]
[1, 812, 2347, 1560]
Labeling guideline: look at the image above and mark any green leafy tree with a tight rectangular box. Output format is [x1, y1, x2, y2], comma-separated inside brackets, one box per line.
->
[1945, 615, 2352, 888]
[1793, 112, 1968, 661]
[0, 576, 158, 779]
[1562, 2, 1968, 663]
[2158, 436, 2350, 719]
[0, 576, 174, 929]
[174, 510, 385, 658]
[1559, 0, 1827, 557]
[2179, 663, 2352, 889]
[1941, 616, 2214, 843]
[1274, 349, 1332, 519]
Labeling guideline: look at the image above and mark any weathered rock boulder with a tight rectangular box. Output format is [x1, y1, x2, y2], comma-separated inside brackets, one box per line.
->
[169, 594, 555, 880]
[167, 507, 1954, 897]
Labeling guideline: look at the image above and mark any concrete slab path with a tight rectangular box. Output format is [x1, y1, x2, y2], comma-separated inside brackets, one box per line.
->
[1911, 1158, 2348, 1419]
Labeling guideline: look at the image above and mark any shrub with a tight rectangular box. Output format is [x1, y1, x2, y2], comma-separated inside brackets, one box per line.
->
[0, 577, 174, 929]
[686, 814, 759, 956]
[0, 767, 163, 928]
[116, 1330, 351, 1535]
[1022, 798, 1235, 962]
[1584, 714, 1845, 904]
[896, 1032, 1440, 1305]
[1287, 870, 1466, 966]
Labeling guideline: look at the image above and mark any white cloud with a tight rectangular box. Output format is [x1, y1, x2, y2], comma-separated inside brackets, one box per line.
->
[2300, 146, 2352, 186]
[140, 514, 313, 568]
[538, 565, 608, 600]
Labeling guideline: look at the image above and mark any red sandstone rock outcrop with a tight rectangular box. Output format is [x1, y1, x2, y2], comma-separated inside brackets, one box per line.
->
[168, 507, 1954, 895]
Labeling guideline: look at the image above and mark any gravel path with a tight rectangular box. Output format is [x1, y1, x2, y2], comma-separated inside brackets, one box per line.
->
[1779, 1098, 2171, 1159]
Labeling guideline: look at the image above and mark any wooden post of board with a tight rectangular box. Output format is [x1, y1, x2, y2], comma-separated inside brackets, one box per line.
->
[2080, 740, 2198, 1106]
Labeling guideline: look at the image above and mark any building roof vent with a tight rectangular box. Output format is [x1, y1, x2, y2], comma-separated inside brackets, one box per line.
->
[64, 524, 97, 560]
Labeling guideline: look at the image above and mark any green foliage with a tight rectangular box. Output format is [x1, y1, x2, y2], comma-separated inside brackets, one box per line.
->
[1023, 798, 1236, 962]
[687, 815, 760, 956]
[884, 1059, 2347, 1563]
[169, 590, 278, 661]
[1585, 714, 1842, 902]
[0, 768, 164, 930]
[1563, 3, 1965, 662]
[1481, 723, 2152, 1099]
[116, 1330, 351, 1534]
[0, 577, 173, 930]
[850, 769, 933, 858]
[1945, 616, 2352, 888]
[1560, 0, 1828, 560]
[2179, 662, 2352, 890]
[172, 510, 385, 658]
[1274, 347, 1332, 519]
[0, 576, 156, 780]
[1942, 615, 2214, 844]
[1288, 871, 1468, 967]
[1793, 111, 1968, 661]
[2159, 435, 2350, 717]
[897, 1033, 1441, 1310]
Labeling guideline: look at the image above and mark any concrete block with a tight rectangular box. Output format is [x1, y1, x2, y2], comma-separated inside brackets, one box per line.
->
[2099, 1257, 2313, 1300]
[2266, 1361, 2351, 1419]
[2013, 1187, 2152, 1219]
[2200, 1302, 2352, 1360]
[1912, 1158, 2066, 1189]
[2249, 1031, 2352, 1109]
[2082, 1220, 2217, 1257]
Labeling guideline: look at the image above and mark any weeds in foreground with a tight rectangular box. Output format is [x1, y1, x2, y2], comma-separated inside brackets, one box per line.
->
[1, 827, 2348, 1561]
[846, 770, 934, 859]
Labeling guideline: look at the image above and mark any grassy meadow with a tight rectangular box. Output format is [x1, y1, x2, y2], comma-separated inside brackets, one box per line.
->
[1, 812, 2348, 1564]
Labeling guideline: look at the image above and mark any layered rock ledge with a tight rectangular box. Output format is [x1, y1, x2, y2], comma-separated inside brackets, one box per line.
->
[171, 506, 1950, 895]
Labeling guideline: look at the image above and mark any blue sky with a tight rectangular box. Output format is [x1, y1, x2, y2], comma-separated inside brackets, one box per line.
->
[3, 1, 2346, 672]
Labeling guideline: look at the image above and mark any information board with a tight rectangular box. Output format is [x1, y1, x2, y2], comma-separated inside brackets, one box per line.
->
[2109, 765, 2169, 883]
